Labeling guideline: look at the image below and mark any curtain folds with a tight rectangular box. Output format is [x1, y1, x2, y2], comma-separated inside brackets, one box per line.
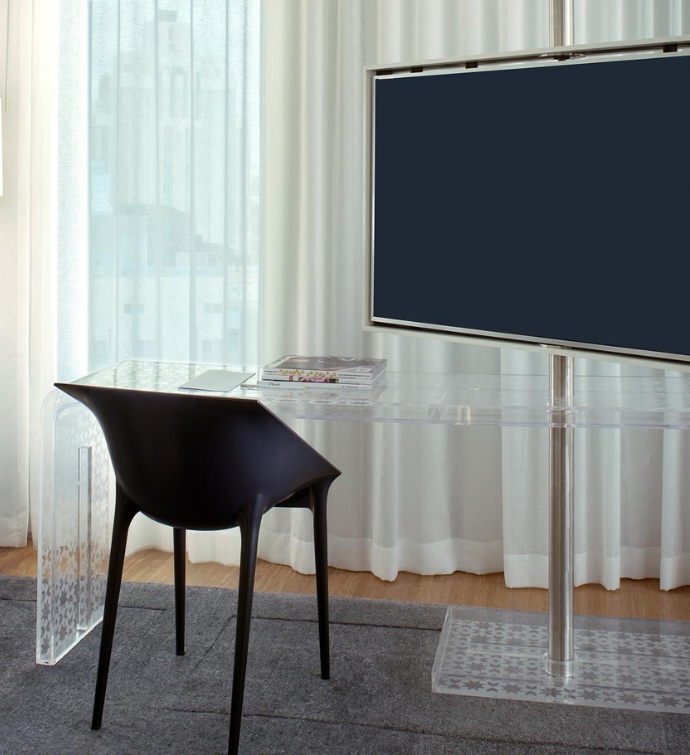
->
[85, 0, 261, 553]
[0, 0, 26, 547]
[1, 0, 67, 546]
[87, 0, 260, 373]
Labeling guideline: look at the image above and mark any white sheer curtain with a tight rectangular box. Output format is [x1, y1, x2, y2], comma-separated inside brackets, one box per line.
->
[0, 0, 87, 546]
[255, 0, 690, 589]
[86, 0, 261, 554]
[0, 0, 27, 547]
[0, 0, 260, 552]
[88, 0, 260, 372]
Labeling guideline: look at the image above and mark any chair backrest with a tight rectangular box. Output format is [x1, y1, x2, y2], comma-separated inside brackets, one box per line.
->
[55, 383, 340, 530]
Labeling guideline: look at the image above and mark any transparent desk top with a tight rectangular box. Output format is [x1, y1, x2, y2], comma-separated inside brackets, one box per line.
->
[66, 360, 690, 430]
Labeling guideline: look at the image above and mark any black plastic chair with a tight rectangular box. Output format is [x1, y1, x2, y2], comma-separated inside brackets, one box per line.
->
[55, 383, 341, 754]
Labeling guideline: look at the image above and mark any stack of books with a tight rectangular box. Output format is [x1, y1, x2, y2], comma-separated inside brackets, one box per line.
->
[258, 355, 387, 390]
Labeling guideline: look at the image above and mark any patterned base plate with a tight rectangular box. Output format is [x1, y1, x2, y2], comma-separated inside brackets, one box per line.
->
[432, 606, 690, 713]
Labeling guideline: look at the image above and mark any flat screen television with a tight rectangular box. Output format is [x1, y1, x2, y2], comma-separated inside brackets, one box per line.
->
[365, 37, 690, 369]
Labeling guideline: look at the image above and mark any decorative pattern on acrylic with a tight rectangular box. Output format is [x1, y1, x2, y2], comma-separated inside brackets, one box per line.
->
[432, 607, 690, 713]
[37, 394, 112, 665]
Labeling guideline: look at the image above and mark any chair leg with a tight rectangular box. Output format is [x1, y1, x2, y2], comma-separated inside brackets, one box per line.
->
[92, 492, 138, 730]
[311, 480, 334, 680]
[173, 527, 186, 656]
[228, 510, 262, 755]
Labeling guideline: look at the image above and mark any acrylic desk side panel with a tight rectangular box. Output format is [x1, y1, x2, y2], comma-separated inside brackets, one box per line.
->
[37, 390, 112, 665]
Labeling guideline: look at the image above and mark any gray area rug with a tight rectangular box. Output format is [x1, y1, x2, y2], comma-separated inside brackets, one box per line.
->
[1, 575, 688, 754]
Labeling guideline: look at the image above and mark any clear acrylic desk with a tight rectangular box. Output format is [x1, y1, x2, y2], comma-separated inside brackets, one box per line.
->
[38, 361, 690, 710]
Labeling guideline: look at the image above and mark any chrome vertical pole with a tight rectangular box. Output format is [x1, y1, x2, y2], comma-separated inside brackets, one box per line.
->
[546, 0, 576, 680]
[546, 353, 575, 678]
[549, 0, 574, 49]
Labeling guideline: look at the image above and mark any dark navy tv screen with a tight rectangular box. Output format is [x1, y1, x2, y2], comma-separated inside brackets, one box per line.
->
[371, 52, 690, 361]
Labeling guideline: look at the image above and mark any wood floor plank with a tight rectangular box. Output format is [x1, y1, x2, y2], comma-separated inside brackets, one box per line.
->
[2, 542, 689, 621]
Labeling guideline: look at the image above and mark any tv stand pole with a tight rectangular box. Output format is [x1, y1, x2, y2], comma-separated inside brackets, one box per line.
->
[545, 0, 576, 680]
[546, 353, 575, 678]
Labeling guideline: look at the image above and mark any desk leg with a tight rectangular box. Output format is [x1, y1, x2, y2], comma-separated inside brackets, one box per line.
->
[546, 354, 575, 679]
[36, 391, 111, 665]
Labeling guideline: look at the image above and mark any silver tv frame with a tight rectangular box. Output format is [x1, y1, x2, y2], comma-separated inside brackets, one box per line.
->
[364, 36, 690, 371]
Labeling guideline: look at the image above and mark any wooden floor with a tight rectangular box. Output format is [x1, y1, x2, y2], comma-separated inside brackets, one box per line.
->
[2, 540, 689, 621]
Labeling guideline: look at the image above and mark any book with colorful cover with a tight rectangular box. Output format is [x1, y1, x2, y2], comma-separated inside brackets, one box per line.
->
[257, 376, 385, 390]
[261, 355, 387, 385]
